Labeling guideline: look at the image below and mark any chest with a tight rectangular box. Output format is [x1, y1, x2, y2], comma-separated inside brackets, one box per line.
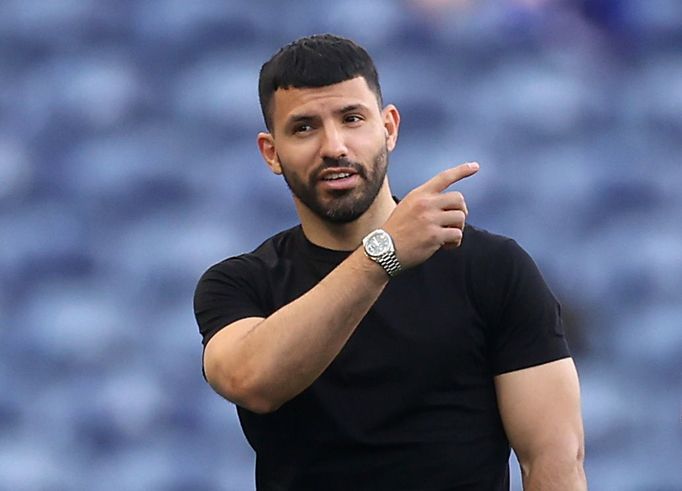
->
[268, 254, 492, 388]
[344, 265, 489, 386]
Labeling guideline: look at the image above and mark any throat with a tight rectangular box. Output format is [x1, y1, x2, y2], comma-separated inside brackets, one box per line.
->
[296, 184, 397, 251]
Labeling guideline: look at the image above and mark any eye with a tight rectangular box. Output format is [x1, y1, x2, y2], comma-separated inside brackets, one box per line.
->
[293, 123, 313, 134]
[344, 114, 363, 124]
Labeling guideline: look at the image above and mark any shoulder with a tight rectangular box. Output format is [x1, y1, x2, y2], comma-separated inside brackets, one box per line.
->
[461, 225, 569, 373]
[194, 226, 302, 304]
[460, 223, 529, 269]
[193, 226, 302, 342]
[425, 223, 531, 284]
[458, 223, 555, 319]
[249, 225, 301, 265]
[462, 223, 512, 250]
[461, 223, 549, 288]
[200, 225, 301, 279]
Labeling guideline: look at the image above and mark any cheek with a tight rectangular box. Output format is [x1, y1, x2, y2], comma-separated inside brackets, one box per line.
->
[360, 130, 388, 157]
[278, 144, 318, 175]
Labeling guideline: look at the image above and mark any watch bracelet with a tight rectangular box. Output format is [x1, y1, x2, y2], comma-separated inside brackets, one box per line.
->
[378, 253, 402, 277]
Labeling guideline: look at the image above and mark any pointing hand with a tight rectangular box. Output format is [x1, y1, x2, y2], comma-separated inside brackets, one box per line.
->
[383, 162, 479, 269]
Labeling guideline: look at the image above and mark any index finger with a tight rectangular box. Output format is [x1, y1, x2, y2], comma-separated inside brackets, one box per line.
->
[422, 162, 479, 193]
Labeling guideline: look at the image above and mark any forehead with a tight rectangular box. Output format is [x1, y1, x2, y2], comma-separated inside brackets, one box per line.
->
[271, 77, 379, 125]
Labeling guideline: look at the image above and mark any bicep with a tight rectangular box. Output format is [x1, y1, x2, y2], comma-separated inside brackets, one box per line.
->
[203, 316, 265, 400]
[494, 357, 584, 463]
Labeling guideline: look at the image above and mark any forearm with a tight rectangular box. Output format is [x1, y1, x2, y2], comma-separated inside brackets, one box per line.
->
[218, 247, 388, 412]
[207, 164, 479, 412]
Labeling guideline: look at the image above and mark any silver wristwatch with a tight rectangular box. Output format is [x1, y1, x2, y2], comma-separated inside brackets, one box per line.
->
[362, 229, 402, 278]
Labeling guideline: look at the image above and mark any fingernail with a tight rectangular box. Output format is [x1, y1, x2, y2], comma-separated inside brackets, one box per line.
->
[466, 161, 479, 169]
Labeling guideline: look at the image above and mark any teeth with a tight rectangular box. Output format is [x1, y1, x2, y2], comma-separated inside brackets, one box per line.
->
[324, 172, 351, 181]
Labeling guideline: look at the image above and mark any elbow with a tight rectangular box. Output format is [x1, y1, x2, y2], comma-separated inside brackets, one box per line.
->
[234, 385, 284, 414]
[244, 400, 283, 415]
[208, 365, 285, 415]
[576, 440, 586, 467]
[519, 442, 587, 490]
[565, 437, 586, 474]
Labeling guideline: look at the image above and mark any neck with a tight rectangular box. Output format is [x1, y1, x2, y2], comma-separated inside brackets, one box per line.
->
[295, 180, 397, 251]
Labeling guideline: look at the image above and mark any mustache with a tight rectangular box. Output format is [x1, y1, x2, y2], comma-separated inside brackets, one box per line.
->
[312, 157, 367, 180]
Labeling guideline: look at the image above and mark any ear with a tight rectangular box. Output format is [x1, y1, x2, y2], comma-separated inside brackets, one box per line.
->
[382, 104, 400, 152]
[257, 132, 282, 175]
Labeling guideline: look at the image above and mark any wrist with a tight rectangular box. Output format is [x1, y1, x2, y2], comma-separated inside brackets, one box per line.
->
[353, 248, 393, 282]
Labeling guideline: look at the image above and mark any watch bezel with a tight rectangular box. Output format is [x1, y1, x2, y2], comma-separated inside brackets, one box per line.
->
[362, 229, 394, 258]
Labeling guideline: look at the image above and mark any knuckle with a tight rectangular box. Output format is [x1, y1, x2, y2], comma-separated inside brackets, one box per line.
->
[445, 210, 465, 228]
[425, 227, 440, 245]
[442, 191, 464, 209]
[405, 187, 418, 199]
[446, 227, 463, 243]
[413, 195, 431, 213]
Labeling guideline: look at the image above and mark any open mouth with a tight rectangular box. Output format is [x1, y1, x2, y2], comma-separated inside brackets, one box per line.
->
[317, 168, 360, 190]
[318, 167, 359, 181]
[322, 172, 353, 181]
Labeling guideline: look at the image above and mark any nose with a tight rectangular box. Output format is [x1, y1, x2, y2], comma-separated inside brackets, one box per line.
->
[319, 123, 348, 160]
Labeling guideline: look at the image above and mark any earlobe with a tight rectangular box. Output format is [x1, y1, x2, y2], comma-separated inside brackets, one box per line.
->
[257, 132, 282, 175]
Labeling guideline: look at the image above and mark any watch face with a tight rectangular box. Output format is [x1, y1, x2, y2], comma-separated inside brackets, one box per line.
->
[366, 231, 390, 256]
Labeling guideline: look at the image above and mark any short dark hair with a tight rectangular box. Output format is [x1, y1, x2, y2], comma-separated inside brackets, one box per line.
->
[258, 34, 383, 132]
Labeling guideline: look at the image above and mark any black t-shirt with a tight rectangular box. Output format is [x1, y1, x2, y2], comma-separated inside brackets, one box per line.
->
[194, 224, 570, 491]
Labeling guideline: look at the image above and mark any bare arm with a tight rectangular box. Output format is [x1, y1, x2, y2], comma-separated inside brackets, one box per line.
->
[495, 358, 587, 490]
[203, 162, 479, 413]
[204, 248, 388, 414]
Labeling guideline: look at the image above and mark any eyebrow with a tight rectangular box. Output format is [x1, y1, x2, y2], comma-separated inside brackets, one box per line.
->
[286, 114, 315, 126]
[286, 103, 370, 125]
[336, 104, 368, 115]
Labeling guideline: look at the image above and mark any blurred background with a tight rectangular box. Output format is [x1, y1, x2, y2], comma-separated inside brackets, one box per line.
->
[1, 0, 680, 489]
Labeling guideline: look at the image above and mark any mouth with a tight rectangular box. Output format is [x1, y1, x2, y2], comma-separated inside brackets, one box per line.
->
[322, 171, 353, 181]
[317, 168, 360, 190]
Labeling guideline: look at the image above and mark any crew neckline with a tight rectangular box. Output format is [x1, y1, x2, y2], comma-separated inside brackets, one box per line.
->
[292, 196, 401, 264]
[294, 225, 355, 264]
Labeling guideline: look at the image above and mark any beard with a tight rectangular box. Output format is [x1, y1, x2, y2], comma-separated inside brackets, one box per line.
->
[279, 144, 389, 224]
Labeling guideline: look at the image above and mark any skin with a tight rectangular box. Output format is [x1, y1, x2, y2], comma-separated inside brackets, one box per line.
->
[204, 75, 586, 489]
[277, 126, 390, 224]
[257, 77, 402, 251]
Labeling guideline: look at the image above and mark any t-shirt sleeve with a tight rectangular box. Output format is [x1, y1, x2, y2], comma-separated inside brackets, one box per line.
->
[484, 238, 571, 375]
[193, 256, 268, 347]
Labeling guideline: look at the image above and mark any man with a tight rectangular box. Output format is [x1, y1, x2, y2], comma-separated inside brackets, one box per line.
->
[194, 34, 586, 490]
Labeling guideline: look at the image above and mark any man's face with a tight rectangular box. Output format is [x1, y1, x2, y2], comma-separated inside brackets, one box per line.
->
[264, 77, 393, 223]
